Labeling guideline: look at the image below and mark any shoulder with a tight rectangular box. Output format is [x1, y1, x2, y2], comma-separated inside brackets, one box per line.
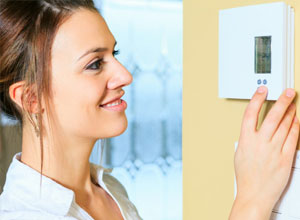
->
[0, 210, 77, 220]
[0, 193, 76, 220]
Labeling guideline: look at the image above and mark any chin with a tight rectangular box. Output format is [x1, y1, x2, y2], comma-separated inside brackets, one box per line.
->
[105, 116, 128, 138]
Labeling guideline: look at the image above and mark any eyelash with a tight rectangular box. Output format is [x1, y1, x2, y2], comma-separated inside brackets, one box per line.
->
[113, 49, 120, 56]
[85, 50, 120, 71]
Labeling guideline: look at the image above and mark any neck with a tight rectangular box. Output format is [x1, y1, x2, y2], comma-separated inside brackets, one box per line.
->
[20, 123, 98, 197]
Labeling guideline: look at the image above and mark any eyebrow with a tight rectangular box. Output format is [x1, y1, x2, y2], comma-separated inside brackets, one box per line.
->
[77, 41, 117, 61]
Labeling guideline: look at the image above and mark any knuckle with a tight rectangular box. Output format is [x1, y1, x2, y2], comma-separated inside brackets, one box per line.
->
[244, 107, 255, 120]
[278, 93, 293, 105]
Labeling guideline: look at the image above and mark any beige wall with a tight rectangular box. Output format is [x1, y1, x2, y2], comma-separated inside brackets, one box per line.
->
[183, 0, 300, 219]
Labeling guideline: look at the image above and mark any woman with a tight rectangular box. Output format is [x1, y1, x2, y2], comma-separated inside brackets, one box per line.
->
[0, 0, 141, 219]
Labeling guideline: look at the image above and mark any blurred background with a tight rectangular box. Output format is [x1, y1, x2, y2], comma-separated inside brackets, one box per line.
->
[91, 0, 183, 219]
[0, 0, 182, 220]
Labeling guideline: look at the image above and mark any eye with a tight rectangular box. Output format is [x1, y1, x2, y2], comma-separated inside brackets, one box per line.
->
[113, 49, 120, 57]
[86, 58, 104, 70]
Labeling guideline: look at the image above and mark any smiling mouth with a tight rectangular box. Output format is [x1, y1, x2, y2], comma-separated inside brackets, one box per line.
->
[100, 99, 122, 108]
[98, 99, 127, 112]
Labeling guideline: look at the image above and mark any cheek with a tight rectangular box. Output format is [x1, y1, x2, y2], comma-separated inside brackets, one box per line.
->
[51, 52, 107, 107]
[49, 75, 127, 138]
[51, 76, 107, 127]
[75, 78, 106, 106]
[53, 75, 106, 105]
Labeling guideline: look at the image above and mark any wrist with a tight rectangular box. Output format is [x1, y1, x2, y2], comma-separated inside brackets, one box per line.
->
[229, 195, 274, 220]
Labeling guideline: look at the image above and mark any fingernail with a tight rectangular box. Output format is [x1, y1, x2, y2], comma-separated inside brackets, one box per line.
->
[286, 89, 295, 97]
[257, 86, 266, 94]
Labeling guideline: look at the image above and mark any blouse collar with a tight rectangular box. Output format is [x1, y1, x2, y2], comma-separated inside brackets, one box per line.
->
[2, 152, 107, 216]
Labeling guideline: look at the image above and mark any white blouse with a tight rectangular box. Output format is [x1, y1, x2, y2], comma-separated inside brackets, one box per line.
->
[0, 152, 142, 220]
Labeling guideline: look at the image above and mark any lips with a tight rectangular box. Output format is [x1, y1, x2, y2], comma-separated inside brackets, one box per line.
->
[101, 99, 122, 107]
[100, 99, 127, 111]
[99, 92, 124, 107]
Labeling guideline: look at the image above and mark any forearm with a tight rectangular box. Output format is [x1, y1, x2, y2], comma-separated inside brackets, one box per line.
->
[229, 196, 273, 220]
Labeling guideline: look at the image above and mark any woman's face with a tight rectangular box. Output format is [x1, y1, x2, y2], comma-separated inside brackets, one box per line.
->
[49, 8, 132, 140]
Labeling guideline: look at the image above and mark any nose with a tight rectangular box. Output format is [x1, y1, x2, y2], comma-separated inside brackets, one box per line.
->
[107, 59, 133, 89]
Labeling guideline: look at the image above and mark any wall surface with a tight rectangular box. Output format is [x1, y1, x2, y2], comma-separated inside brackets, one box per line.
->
[183, 0, 300, 219]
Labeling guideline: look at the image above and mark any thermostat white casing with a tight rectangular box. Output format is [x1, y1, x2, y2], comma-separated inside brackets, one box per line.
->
[219, 2, 294, 100]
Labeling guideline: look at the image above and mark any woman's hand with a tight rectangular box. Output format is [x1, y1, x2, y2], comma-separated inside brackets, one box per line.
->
[229, 86, 300, 220]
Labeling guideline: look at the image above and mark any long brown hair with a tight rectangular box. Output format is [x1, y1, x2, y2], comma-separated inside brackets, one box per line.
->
[0, 0, 98, 179]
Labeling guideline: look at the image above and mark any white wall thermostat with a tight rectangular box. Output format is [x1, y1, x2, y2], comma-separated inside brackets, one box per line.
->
[219, 2, 294, 100]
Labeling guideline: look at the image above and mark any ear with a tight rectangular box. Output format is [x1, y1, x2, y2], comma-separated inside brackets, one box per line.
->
[9, 81, 39, 114]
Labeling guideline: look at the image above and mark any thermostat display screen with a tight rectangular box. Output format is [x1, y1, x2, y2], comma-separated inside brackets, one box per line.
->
[255, 36, 271, 74]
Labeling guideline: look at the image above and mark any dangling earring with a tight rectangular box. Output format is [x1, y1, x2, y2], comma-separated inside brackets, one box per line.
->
[33, 113, 40, 137]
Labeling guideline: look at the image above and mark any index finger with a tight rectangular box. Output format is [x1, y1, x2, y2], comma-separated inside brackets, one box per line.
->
[260, 88, 296, 140]
[240, 86, 268, 135]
